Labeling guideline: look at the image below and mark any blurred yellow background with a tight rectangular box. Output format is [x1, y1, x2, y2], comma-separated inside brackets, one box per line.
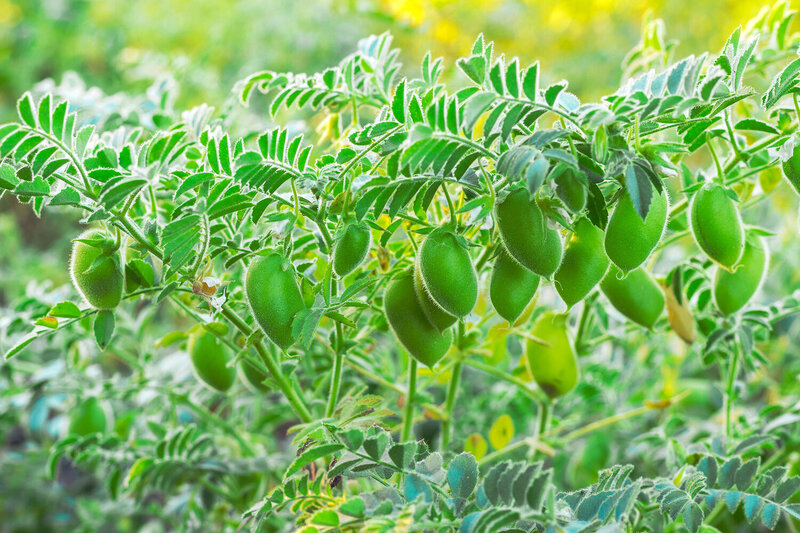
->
[0, 0, 768, 118]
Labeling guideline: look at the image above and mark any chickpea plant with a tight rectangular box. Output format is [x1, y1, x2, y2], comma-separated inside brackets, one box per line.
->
[3, 3, 800, 532]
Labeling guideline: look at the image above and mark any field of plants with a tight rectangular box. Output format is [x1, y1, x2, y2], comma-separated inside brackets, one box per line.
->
[2, 1, 800, 532]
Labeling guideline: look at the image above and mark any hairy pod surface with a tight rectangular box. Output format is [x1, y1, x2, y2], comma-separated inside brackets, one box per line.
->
[554, 217, 610, 308]
[495, 188, 563, 277]
[600, 266, 665, 329]
[189, 328, 236, 392]
[490, 250, 540, 325]
[416, 226, 478, 317]
[554, 168, 587, 213]
[604, 190, 668, 273]
[689, 183, 744, 270]
[245, 251, 306, 349]
[68, 397, 110, 436]
[713, 236, 769, 315]
[239, 360, 271, 393]
[333, 222, 371, 277]
[413, 264, 457, 331]
[70, 229, 125, 310]
[384, 272, 453, 367]
[525, 311, 579, 399]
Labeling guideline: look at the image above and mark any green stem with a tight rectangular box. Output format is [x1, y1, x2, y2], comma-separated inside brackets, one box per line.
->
[478, 162, 496, 206]
[724, 346, 740, 439]
[266, 188, 319, 220]
[220, 305, 313, 423]
[479, 392, 690, 466]
[290, 178, 300, 219]
[343, 357, 402, 392]
[478, 436, 551, 467]
[531, 398, 551, 460]
[561, 118, 578, 155]
[441, 182, 458, 226]
[256, 340, 312, 423]
[707, 137, 724, 183]
[148, 185, 158, 217]
[325, 260, 346, 418]
[170, 392, 255, 455]
[116, 214, 162, 260]
[326, 350, 344, 418]
[538, 398, 552, 437]
[641, 115, 722, 137]
[19, 124, 92, 193]
[119, 189, 139, 218]
[199, 478, 233, 501]
[169, 294, 207, 323]
[474, 241, 496, 271]
[341, 357, 445, 419]
[463, 357, 548, 403]
[724, 111, 743, 159]
[656, 229, 691, 250]
[668, 199, 688, 219]
[497, 96, 586, 134]
[402, 358, 418, 441]
[762, 448, 790, 472]
[438, 132, 497, 159]
[770, 306, 800, 323]
[793, 93, 800, 122]
[723, 133, 788, 174]
[575, 293, 597, 353]
[703, 502, 725, 528]
[441, 360, 463, 450]
[316, 217, 335, 253]
[338, 125, 402, 182]
[738, 159, 781, 184]
[557, 404, 651, 443]
[350, 96, 359, 126]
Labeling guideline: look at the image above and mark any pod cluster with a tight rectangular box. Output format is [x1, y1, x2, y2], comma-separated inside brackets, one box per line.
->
[687, 181, 768, 316]
[598, 188, 669, 329]
[70, 173, 768, 399]
[385, 226, 478, 367]
[493, 188, 612, 318]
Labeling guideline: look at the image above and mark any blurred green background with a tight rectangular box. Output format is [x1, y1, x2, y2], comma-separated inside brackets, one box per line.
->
[0, 0, 765, 122]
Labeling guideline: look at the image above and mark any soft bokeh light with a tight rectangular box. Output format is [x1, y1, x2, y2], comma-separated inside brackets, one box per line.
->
[0, 0, 768, 119]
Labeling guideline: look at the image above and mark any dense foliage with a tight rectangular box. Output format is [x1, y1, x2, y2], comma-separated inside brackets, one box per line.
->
[3, 2, 800, 532]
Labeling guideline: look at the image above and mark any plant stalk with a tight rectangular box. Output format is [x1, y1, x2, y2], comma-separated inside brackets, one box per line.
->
[326, 349, 344, 418]
[463, 357, 548, 403]
[402, 358, 418, 442]
[220, 305, 313, 423]
[532, 398, 551, 460]
[537, 398, 552, 437]
[575, 293, 597, 353]
[724, 347, 740, 439]
[326, 266, 346, 418]
[441, 360, 463, 450]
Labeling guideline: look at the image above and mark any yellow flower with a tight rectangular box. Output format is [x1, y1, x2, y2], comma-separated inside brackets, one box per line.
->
[382, 0, 428, 26]
[433, 19, 459, 44]
[0, 0, 21, 26]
